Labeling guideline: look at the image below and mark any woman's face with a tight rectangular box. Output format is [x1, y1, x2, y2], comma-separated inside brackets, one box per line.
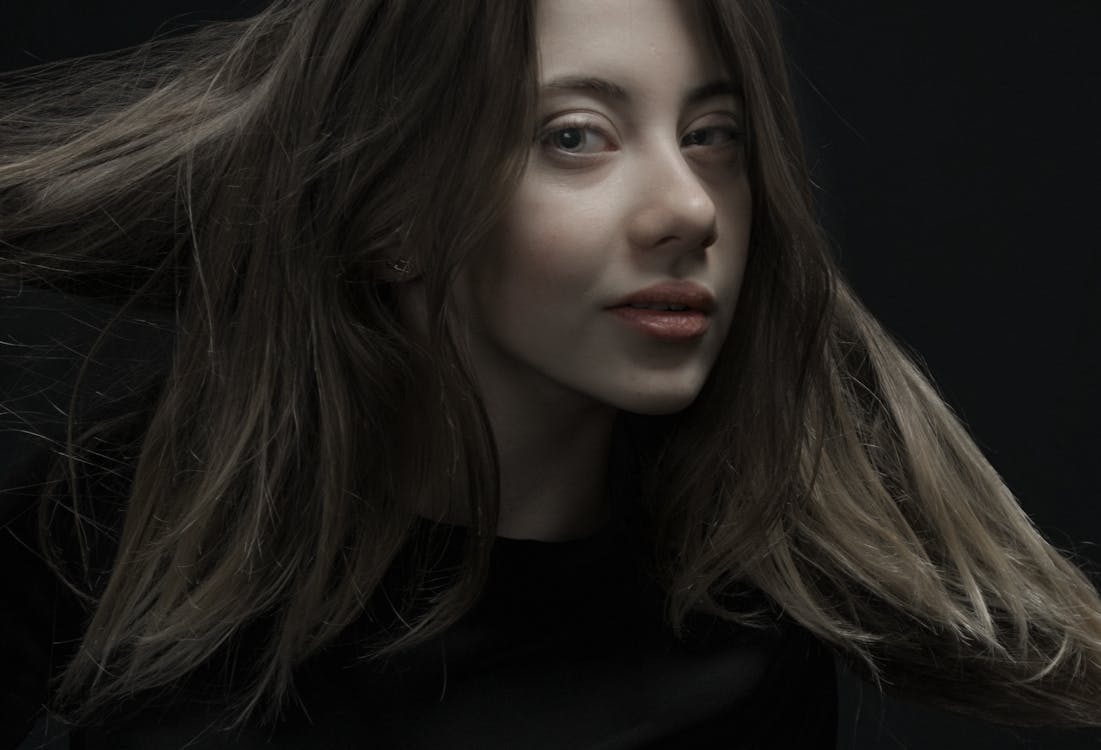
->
[459, 0, 752, 416]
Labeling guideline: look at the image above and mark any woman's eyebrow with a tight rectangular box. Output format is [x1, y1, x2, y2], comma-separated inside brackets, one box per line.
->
[685, 80, 742, 105]
[542, 75, 631, 101]
[540, 76, 742, 106]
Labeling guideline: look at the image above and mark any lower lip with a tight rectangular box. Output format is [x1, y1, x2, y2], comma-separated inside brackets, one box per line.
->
[609, 306, 710, 341]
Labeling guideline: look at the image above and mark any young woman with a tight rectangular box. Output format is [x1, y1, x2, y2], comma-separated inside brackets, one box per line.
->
[2, 0, 1100, 747]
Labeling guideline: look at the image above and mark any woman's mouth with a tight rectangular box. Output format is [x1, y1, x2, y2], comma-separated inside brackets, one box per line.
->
[607, 281, 714, 341]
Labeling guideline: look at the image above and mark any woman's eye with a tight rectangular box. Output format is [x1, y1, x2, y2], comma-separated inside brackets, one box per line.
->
[540, 124, 612, 156]
[681, 126, 742, 149]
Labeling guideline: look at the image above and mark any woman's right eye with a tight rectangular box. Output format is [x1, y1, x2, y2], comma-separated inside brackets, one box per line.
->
[539, 122, 614, 157]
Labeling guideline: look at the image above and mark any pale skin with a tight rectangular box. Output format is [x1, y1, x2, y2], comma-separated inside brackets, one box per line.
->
[408, 0, 753, 540]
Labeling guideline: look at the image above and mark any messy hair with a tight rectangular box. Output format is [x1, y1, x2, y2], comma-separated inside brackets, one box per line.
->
[1, 0, 1099, 730]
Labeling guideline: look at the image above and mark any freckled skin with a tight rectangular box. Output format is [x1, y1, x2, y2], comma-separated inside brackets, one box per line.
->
[457, 0, 752, 418]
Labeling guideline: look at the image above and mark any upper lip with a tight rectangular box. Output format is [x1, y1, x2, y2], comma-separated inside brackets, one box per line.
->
[608, 281, 716, 313]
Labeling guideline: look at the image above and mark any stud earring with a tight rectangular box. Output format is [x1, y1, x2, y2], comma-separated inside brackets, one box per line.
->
[387, 257, 414, 276]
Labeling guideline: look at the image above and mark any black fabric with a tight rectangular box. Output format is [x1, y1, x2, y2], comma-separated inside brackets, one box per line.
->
[6, 510, 837, 749]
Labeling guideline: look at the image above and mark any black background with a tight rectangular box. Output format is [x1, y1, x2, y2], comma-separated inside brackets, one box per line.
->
[780, 1, 1101, 747]
[2, 1, 1099, 748]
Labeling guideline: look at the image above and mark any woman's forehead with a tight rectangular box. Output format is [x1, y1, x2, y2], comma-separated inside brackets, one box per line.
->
[533, 0, 728, 91]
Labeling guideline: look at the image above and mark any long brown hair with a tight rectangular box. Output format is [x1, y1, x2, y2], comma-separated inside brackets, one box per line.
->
[2, 0, 1100, 730]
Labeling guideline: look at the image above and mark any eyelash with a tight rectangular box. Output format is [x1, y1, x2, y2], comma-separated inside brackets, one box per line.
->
[537, 117, 745, 159]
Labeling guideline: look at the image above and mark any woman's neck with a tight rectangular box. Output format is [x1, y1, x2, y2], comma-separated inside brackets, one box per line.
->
[434, 352, 618, 541]
[489, 391, 616, 541]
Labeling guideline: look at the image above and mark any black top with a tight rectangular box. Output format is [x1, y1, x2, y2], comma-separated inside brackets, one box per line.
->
[1, 287, 837, 749]
[2, 500, 832, 744]
[4, 508, 837, 749]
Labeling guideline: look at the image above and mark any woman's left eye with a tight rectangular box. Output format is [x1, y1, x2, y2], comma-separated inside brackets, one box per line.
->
[680, 126, 742, 148]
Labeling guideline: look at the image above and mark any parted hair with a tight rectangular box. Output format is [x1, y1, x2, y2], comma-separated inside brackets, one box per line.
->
[2, 0, 1100, 730]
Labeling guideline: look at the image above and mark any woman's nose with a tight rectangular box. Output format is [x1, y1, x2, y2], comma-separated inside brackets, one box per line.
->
[626, 146, 718, 254]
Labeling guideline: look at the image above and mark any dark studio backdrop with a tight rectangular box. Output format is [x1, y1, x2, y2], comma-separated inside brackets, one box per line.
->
[1, 2, 1099, 749]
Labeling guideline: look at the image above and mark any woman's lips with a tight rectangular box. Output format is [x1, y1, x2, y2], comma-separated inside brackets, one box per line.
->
[609, 306, 710, 341]
[607, 280, 715, 341]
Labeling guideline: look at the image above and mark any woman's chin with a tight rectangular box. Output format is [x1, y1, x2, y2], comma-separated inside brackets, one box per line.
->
[613, 386, 705, 416]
